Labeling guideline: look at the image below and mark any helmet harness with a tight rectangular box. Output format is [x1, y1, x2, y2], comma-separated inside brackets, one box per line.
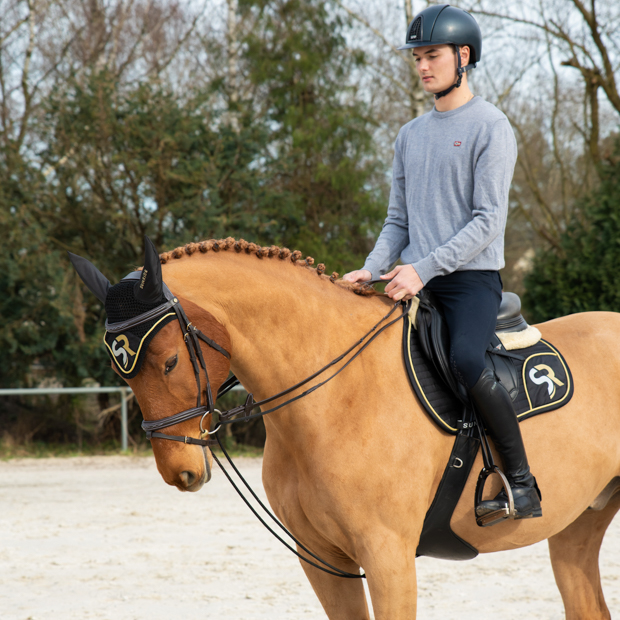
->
[433, 45, 474, 99]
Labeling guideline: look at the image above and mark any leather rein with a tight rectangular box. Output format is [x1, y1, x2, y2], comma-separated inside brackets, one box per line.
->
[123, 278, 406, 579]
[138, 280, 405, 448]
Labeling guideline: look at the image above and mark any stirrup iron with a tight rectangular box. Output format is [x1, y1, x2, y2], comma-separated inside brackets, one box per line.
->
[474, 465, 515, 527]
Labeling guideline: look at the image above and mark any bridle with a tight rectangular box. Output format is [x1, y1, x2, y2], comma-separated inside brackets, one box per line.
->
[114, 275, 407, 579]
[134, 278, 406, 449]
[105, 274, 231, 448]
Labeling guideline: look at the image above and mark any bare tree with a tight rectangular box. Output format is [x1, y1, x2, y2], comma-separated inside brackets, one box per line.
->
[330, 0, 427, 160]
[0, 0, 207, 182]
[432, 0, 619, 292]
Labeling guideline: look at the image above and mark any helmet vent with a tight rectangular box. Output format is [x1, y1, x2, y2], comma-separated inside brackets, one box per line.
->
[408, 16, 422, 41]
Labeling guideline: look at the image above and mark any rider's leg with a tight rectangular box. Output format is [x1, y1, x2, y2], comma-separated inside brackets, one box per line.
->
[469, 367, 542, 519]
[425, 270, 541, 520]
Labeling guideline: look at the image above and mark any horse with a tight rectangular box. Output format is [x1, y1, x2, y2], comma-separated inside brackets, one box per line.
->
[73, 237, 620, 619]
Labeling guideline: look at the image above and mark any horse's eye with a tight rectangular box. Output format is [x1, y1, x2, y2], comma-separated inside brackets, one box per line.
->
[164, 355, 178, 375]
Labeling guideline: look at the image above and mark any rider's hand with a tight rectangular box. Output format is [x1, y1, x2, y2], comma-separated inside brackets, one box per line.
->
[382, 264, 423, 301]
[342, 269, 372, 284]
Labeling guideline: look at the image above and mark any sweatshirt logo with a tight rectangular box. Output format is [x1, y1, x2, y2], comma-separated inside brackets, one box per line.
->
[454, 141, 462, 147]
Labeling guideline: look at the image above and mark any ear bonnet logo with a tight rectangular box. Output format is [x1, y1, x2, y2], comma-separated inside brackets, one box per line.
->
[111, 335, 137, 369]
[103, 278, 176, 378]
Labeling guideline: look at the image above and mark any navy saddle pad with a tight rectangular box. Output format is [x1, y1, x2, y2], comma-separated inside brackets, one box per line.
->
[402, 314, 574, 434]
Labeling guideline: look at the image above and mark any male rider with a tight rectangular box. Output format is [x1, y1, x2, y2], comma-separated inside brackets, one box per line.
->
[343, 4, 542, 522]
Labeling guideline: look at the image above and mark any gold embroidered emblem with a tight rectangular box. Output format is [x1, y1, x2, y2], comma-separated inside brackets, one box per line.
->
[528, 364, 564, 399]
[112, 335, 137, 369]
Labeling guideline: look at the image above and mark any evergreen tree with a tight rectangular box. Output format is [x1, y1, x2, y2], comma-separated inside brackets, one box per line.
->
[1, 0, 388, 393]
[242, 0, 385, 272]
[1, 72, 276, 387]
[524, 138, 620, 322]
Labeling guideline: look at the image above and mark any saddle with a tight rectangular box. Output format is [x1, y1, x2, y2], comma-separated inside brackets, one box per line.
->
[415, 289, 523, 406]
[407, 290, 574, 560]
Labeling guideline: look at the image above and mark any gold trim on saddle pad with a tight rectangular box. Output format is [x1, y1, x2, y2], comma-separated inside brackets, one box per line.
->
[518, 343, 572, 417]
[403, 314, 574, 434]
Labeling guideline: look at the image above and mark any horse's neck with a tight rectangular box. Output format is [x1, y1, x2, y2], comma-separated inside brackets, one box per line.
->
[162, 252, 389, 402]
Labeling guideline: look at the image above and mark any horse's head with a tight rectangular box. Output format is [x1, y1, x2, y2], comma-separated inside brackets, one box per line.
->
[69, 237, 231, 492]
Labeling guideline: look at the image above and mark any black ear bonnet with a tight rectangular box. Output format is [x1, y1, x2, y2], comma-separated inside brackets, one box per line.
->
[69, 237, 179, 379]
[103, 274, 177, 378]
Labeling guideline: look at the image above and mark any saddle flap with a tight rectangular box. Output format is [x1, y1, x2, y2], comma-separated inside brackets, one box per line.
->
[485, 336, 520, 401]
[416, 292, 469, 404]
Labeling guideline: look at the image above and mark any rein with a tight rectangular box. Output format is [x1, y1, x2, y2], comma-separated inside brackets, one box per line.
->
[131, 279, 406, 579]
[141, 290, 405, 445]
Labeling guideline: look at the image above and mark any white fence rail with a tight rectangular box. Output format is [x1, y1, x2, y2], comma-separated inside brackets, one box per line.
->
[0, 385, 245, 450]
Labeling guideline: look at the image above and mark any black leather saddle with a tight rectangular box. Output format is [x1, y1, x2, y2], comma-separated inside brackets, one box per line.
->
[415, 289, 524, 405]
[410, 290, 573, 560]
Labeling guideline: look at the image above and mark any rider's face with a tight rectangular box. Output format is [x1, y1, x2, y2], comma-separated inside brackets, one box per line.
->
[412, 44, 468, 94]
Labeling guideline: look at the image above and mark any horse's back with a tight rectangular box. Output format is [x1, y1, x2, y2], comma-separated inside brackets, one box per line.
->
[536, 310, 620, 359]
[452, 310, 620, 552]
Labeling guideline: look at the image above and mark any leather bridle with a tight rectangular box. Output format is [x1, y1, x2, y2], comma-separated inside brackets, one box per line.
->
[131, 277, 405, 450]
[117, 275, 406, 580]
[106, 272, 231, 448]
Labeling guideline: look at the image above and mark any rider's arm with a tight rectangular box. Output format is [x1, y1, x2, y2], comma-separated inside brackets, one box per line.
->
[411, 118, 517, 285]
[361, 128, 410, 281]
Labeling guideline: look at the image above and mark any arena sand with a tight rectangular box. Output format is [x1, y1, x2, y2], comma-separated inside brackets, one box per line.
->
[1, 455, 618, 619]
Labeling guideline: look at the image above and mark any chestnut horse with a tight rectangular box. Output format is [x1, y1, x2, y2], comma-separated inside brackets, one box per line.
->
[99, 239, 620, 619]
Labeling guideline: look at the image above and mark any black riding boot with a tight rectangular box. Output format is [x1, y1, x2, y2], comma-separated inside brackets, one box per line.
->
[469, 368, 542, 521]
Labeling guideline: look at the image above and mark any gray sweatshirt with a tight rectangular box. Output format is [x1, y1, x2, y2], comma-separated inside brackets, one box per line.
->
[363, 96, 517, 285]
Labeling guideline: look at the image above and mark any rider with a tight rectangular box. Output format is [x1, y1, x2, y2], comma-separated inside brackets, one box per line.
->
[343, 4, 542, 522]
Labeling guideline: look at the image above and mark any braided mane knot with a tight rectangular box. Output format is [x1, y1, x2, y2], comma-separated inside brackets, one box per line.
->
[158, 238, 379, 296]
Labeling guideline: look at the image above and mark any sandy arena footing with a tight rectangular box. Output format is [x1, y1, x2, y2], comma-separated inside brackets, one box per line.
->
[1, 455, 618, 619]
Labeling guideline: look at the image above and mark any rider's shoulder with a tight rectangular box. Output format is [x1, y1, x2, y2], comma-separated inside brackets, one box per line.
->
[395, 113, 431, 146]
[469, 98, 510, 126]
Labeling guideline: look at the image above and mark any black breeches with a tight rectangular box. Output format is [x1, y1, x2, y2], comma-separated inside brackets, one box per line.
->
[424, 270, 502, 389]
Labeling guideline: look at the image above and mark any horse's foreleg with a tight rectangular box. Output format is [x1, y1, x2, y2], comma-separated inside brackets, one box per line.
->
[297, 548, 370, 620]
[548, 492, 620, 620]
[361, 538, 418, 620]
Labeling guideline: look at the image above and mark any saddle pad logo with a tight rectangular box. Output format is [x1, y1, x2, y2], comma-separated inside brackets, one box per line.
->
[522, 350, 570, 411]
[528, 364, 564, 399]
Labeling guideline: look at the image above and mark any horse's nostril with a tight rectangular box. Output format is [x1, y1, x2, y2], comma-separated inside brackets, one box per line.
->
[179, 470, 196, 487]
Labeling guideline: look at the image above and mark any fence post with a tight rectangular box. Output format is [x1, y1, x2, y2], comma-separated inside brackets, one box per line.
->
[120, 388, 129, 451]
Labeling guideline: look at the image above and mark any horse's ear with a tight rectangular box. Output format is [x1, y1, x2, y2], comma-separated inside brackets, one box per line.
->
[134, 236, 163, 304]
[68, 252, 111, 304]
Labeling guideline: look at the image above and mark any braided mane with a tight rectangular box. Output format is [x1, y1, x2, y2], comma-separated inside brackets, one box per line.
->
[159, 237, 378, 297]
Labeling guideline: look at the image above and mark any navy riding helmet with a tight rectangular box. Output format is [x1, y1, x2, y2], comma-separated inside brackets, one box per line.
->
[399, 4, 482, 99]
